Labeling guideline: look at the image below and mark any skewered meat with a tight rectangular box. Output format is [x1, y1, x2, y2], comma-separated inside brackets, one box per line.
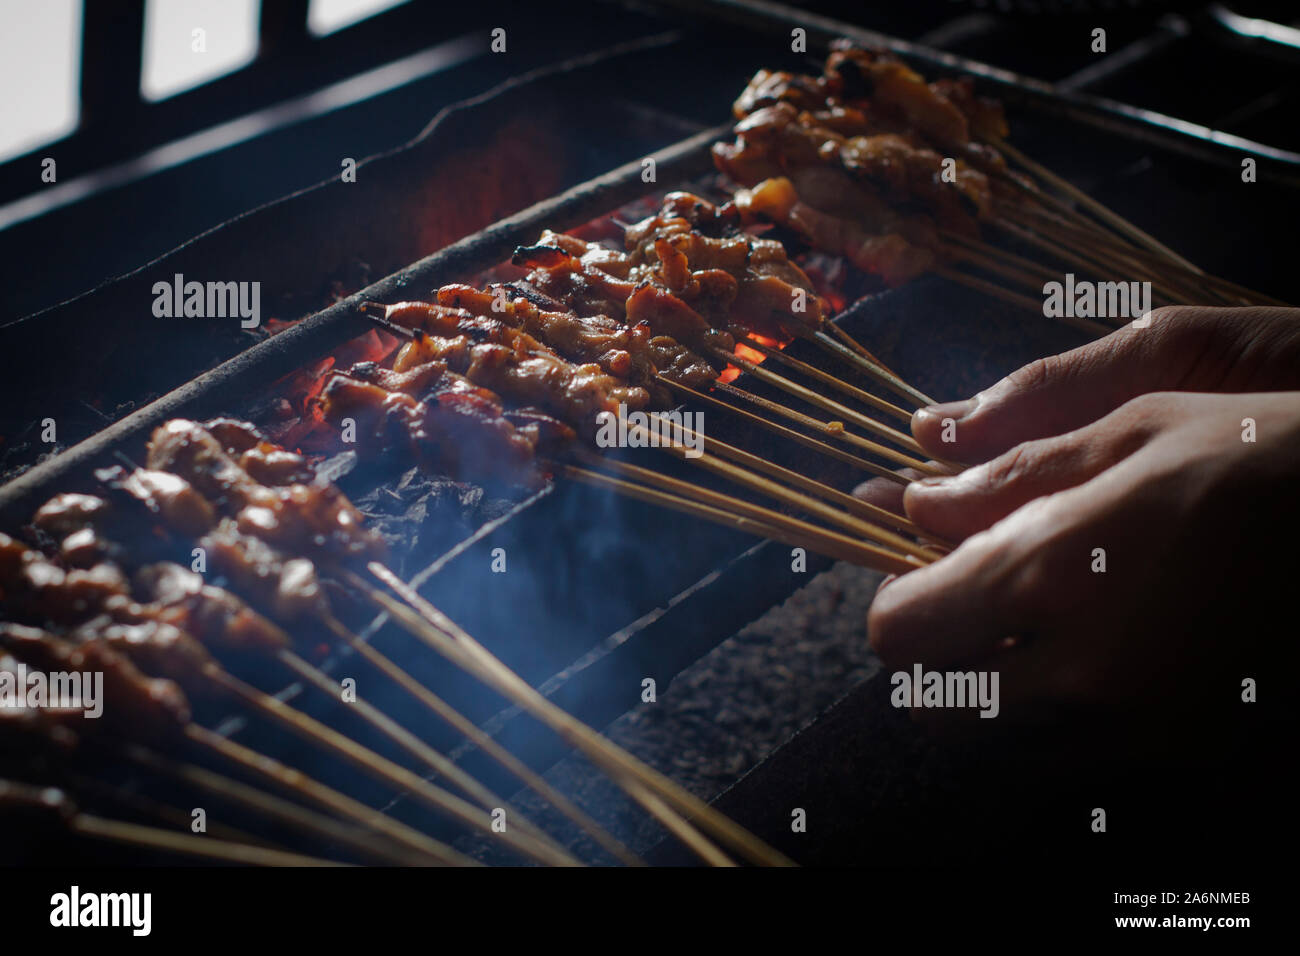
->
[135, 562, 293, 655]
[436, 283, 719, 401]
[734, 176, 935, 287]
[203, 417, 316, 487]
[0, 533, 129, 626]
[318, 364, 550, 487]
[714, 45, 1010, 285]
[69, 615, 219, 697]
[0, 623, 190, 741]
[624, 193, 831, 338]
[378, 305, 649, 429]
[516, 193, 829, 343]
[199, 519, 327, 623]
[147, 420, 384, 562]
[9, 488, 295, 664]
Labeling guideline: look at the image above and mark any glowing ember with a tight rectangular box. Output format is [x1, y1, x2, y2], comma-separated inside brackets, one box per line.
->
[720, 332, 788, 383]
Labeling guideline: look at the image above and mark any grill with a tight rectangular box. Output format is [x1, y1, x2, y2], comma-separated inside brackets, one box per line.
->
[0, 0, 1294, 869]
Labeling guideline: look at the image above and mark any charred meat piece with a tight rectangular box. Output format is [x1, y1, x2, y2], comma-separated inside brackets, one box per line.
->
[453, 281, 721, 394]
[70, 614, 218, 699]
[134, 562, 293, 656]
[622, 192, 831, 338]
[203, 417, 315, 487]
[0, 533, 129, 626]
[147, 420, 384, 562]
[735, 176, 935, 287]
[380, 306, 650, 429]
[199, 519, 327, 624]
[0, 623, 190, 743]
[317, 368, 549, 487]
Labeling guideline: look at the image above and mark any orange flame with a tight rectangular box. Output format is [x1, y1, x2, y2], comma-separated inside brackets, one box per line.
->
[719, 331, 788, 383]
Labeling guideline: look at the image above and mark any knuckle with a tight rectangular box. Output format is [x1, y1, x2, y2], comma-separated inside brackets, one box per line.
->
[1007, 353, 1061, 393]
[983, 442, 1035, 490]
[1117, 389, 1172, 423]
[1144, 305, 1187, 331]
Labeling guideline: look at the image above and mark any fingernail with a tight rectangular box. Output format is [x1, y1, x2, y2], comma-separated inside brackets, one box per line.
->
[917, 398, 976, 423]
[876, 573, 898, 592]
[913, 476, 950, 489]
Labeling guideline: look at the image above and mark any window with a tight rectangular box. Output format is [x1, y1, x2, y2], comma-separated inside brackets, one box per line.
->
[0, 0, 82, 162]
[308, 0, 408, 37]
[141, 0, 260, 101]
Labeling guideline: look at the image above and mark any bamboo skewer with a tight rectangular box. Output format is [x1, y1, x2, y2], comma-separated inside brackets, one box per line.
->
[1001, 213, 1196, 305]
[630, 417, 945, 558]
[737, 335, 914, 424]
[304, 620, 642, 866]
[809, 329, 937, 408]
[358, 564, 798, 867]
[991, 136, 1203, 274]
[1007, 213, 1217, 305]
[989, 216, 1188, 309]
[662, 377, 912, 487]
[935, 265, 1112, 336]
[562, 460, 917, 572]
[1005, 201, 1289, 307]
[0, 777, 338, 867]
[942, 238, 1059, 294]
[710, 380, 929, 477]
[64, 769, 280, 851]
[69, 812, 346, 866]
[276, 639, 577, 865]
[578, 448, 939, 563]
[184, 724, 476, 865]
[709, 346, 946, 469]
[992, 143, 1283, 310]
[121, 744, 425, 865]
[204, 666, 581, 866]
[825, 320, 909, 381]
[358, 566, 737, 867]
[941, 228, 1060, 287]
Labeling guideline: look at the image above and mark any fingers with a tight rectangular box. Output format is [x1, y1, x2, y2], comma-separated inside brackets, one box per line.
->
[851, 466, 930, 515]
[903, 397, 1161, 540]
[867, 500, 1050, 669]
[909, 306, 1294, 464]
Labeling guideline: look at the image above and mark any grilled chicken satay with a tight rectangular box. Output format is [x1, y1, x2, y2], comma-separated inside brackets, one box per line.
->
[1, 531, 129, 625]
[715, 45, 1008, 286]
[18, 496, 293, 660]
[623, 192, 832, 340]
[730, 42, 1008, 171]
[146, 419, 384, 565]
[433, 283, 718, 401]
[733, 175, 937, 288]
[514, 192, 829, 344]
[318, 363, 549, 489]
[0, 623, 191, 744]
[373, 301, 650, 431]
[21, 420, 366, 640]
